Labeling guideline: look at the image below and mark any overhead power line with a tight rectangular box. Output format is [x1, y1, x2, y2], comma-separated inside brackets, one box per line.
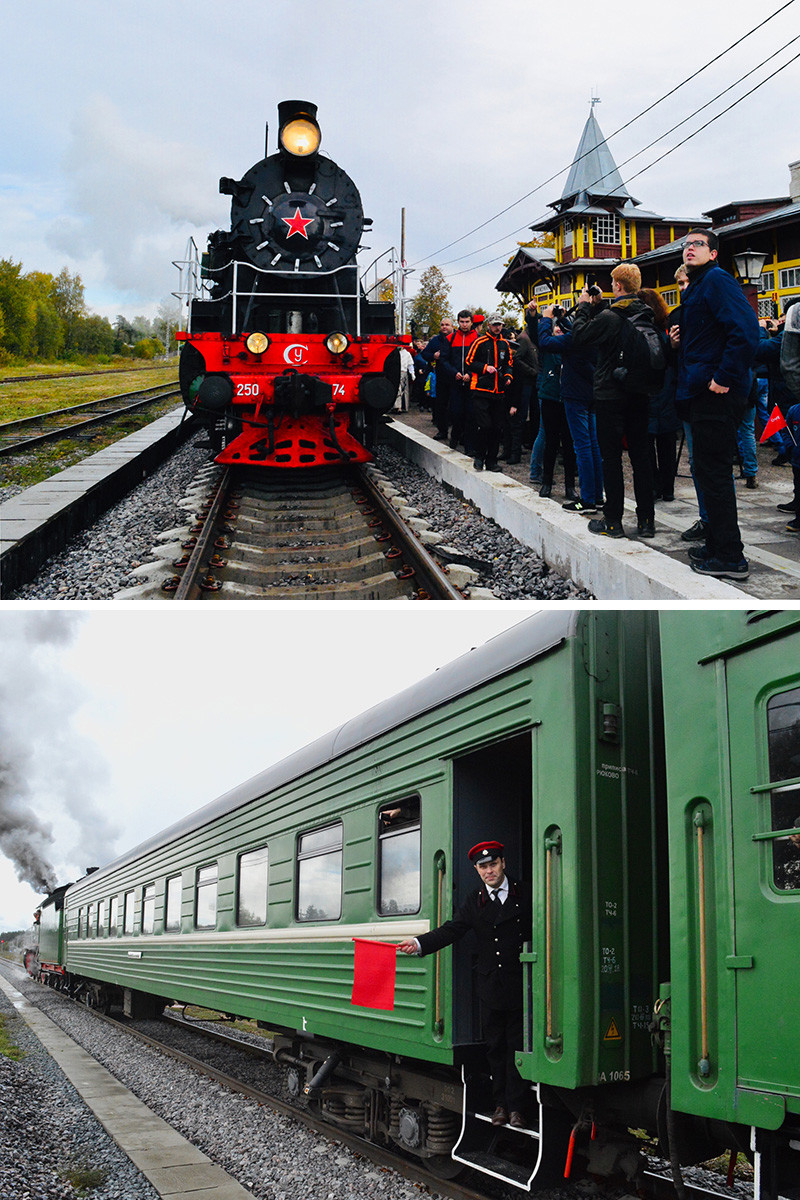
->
[410, 0, 796, 268]
[445, 42, 800, 280]
[439, 30, 800, 271]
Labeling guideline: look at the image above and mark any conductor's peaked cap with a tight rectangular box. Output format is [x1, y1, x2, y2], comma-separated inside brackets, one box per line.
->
[468, 841, 504, 863]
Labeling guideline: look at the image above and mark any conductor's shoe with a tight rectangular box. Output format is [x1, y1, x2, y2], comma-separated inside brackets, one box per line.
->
[491, 1106, 509, 1126]
[508, 1112, 526, 1129]
[680, 519, 707, 542]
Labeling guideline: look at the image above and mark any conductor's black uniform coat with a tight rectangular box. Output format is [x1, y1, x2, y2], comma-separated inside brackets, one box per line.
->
[416, 876, 530, 1009]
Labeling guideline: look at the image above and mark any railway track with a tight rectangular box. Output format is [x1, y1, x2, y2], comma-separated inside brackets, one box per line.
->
[160, 463, 465, 600]
[0, 384, 181, 456]
[100, 1007, 743, 1200]
[0, 364, 168, 385]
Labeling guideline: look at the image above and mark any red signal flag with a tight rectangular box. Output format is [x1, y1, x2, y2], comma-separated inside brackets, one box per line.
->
[759, 404, 788, 443]
[351, 938, 398, 1011]
[282, 207, 313, 239]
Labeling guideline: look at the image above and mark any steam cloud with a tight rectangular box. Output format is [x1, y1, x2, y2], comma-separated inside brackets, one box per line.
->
[0, 613, 118, 896]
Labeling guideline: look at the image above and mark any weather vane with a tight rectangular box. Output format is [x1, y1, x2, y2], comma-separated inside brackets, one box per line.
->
[591, 90, 601, 108]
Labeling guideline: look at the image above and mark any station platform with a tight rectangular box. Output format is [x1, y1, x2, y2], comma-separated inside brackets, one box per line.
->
[0, 407, 190, 596]
[0, 968, 254, 1199]
[387, 411, 800, 601]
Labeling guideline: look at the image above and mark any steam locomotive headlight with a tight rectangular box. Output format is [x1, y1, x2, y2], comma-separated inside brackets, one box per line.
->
[325, 332, 350, 355]
[280, 118, 321, 158]
[246, 332, 270, 355]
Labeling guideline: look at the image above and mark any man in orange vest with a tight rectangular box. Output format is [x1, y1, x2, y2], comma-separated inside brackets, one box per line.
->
[465, 314, 514, 471]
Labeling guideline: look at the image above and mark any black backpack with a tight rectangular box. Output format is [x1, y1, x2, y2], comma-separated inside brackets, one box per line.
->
[611, 306, 667, 395]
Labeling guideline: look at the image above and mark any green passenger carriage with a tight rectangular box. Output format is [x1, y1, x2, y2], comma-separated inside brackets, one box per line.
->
[30, 611, 800, 1196]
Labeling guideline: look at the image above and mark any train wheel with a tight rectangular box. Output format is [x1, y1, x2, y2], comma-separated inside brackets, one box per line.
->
[426, 1154, 464, 1180]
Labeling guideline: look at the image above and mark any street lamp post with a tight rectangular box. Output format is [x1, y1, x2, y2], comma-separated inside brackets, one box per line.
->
[732, 247, 769, 314]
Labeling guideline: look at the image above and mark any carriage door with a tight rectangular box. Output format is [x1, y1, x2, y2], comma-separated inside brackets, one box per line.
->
[451, 731, 533, 1045]
[725, 646, 800, 1107]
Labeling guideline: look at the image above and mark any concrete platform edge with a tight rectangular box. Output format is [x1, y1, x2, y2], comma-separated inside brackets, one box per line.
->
[384, 421, 742, 600]
[0, 969, 254, 1198]
[0, 407, 193, 597]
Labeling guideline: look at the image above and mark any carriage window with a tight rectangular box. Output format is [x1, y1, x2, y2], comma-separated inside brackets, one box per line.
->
[767, 686, 800, 890]
[297, 823, 342, 921]
[378, 799, 421, 915]
[77, 908, 84, 938]
[109, 896, 118, 937]
[196, 864, 218, 929]
[87, 902, 97, 938]
[123, 890, 135, 934]
[142, 884, 155, 934]
[98, 899, 106, 936]
[165, 875, 182, 932]
[238, 846, 269, 927]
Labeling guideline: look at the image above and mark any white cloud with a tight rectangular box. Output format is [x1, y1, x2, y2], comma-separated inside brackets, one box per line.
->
[45, 96, 225, 303]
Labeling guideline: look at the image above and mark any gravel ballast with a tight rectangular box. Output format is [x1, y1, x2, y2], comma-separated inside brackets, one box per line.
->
[6, 428, 590, 600]
[0, 961, 755, 1200]
[0, 961, 452, 1200]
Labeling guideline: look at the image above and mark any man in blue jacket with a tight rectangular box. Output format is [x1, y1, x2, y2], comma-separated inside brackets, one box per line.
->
[669, 229, 759, 580]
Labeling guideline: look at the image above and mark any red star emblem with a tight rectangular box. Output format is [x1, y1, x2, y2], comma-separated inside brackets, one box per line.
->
[282, 207, 314, 239]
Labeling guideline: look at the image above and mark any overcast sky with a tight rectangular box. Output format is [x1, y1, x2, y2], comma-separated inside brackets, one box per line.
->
[1, 0, 798, 326]
[0, 607, 534, 932]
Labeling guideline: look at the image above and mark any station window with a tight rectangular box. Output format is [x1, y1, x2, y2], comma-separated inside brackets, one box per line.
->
[593, 213, 620, 245]
[297, 823, 343, 921]
[767, 686, 800, 890]
[109, 896, 118, 937]
[98, 899, 106, 937]
[142, 884, 155, 934]
[378, 799, 421, 915]
[237, 846, 269, 927]
[165, 875, 182, 933]
[195, 864, 218, 929]
[123, 890, 135, 935]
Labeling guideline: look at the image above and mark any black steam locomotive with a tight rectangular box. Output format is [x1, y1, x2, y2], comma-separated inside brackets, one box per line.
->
[176, 101, 408, 468]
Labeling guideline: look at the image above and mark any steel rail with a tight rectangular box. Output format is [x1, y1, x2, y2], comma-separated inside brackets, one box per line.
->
[88, 1006, 490, 1200]
[355, 465, 465, 600]
[165, 463, 465, 601]
[0, 387, 181, 456]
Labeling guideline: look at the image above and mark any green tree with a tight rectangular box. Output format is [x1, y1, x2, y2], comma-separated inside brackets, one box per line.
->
[408, 265, 452, 337]
[0, 259, 36, 357]
[74, 314, 115, 357]
[51, 267, 86, 354]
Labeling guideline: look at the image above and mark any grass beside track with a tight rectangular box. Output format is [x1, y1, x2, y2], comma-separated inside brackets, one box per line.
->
[0, 1013, 24, 1061]
[0, 362, 179, 422]
[0, 365, 183, 492]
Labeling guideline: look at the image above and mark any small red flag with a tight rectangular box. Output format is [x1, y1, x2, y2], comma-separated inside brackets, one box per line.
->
[760, 405, 788, 443]
[351, 938, 397, 1010]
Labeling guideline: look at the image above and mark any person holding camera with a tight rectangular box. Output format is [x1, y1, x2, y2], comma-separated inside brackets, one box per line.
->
[571, 264, 656, 539]
[533, 298, 601, 512]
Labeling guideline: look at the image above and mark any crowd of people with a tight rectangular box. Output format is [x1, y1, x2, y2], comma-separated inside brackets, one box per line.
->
[399, 233, 800, 582]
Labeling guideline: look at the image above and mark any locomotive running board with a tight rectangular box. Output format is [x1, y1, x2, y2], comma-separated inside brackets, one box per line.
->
[451, 1068, 544, 1191]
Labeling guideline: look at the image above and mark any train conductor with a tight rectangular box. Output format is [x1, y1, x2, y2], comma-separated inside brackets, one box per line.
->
[398, 840, 531, 1128]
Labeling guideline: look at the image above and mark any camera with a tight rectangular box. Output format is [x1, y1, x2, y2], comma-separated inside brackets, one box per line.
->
[552, 305, 565, 319]
[587, 285, 602, 297]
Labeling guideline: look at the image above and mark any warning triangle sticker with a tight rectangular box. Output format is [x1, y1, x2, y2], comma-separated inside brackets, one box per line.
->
[604, 1018, 622, 1041]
